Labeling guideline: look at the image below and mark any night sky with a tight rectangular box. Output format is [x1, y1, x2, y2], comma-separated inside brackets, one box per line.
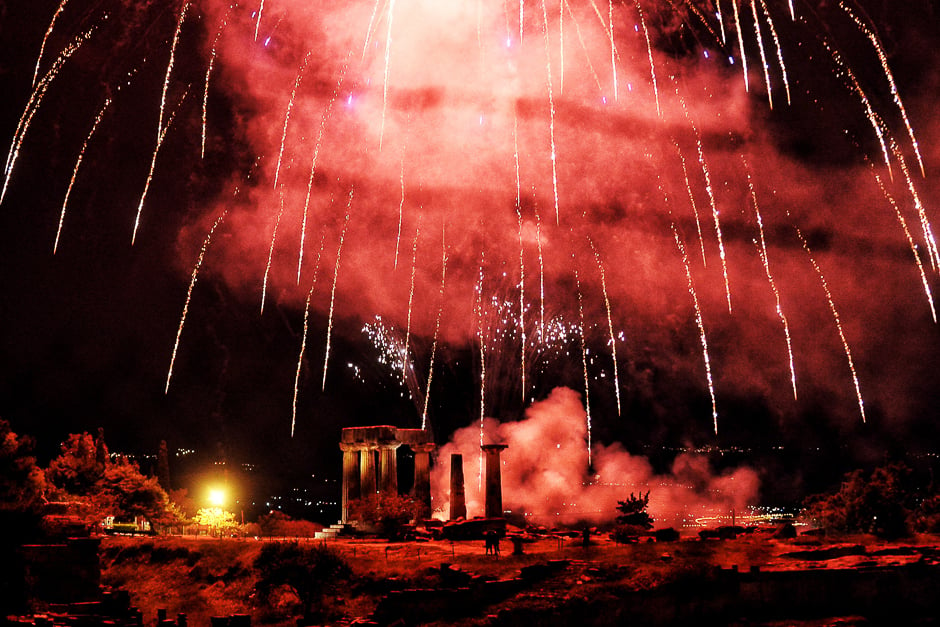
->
[1, 0, 939, 504]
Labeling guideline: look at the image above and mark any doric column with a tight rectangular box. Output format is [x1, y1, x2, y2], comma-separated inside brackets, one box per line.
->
[411, 443, 436, 518]
[482, 444, 508, 518]
[339, 443, 361, 524]
[449, 453, 466, 521]
[360, 445, 377, 499]
[377, 440, 401, 496]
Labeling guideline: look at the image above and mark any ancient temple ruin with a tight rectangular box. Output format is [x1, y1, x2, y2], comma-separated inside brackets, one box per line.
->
[339, 426, 435, 523]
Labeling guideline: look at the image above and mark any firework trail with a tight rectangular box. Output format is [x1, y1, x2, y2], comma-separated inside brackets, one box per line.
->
[475, 257, 487, 491]
[292, 236, 325, 437]
[361, 0, 386, 59]
[562, 0, 603, 92]
[672, 224, 719, 435]
[787, 0, 794, 20]
[715, 0, 728, 46]
[166, 210, 228, 395]
[757, 0, 791, 106]
[395, 151, 405, 270]
[31, 0, 71, 89]
[681, 0, 722, 45]
[421, 226, 448, 430]
[608, 0, 617, 100]
[745, 162, 797, 399]
[254, 0, 265, 42]
[794, 224, 866, 424]
[575, 268, 592, 467]
[54, 97, 112, 254]
[515, 182, 527, 401]
[820, 37, 892, 177]
[322, 190, 354, 391]
[2, 28, 94, 206]
[731, 0, 750, 93]
[535, 199, 546, 339]
[273, 51, 311, 190]
[261, 184, 287, 315]
[297, 55, 349, 283]
[589, 238, 621, 416]
[539, 0, 561, 224]
[749, 0, 773, 109]
[379, 0, 397, 150]
[402, 218, 421, 384]
[202, 3, 233, 159]
[841, 3, 924, 178]
[132, 88, 188, 245]
[520, 0, 525, 42]
[157, 2, 189, 147]
[871, 166, 936, 323]
[682, 99, 732, 313]
[634, 1, 661, 117]
[891, 142, 939, 272]
[675, 142, 708, 266]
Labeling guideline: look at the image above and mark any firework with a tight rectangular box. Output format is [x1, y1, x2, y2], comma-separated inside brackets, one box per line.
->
[292, 237, 325, 437]
[322, 191, 354, 391]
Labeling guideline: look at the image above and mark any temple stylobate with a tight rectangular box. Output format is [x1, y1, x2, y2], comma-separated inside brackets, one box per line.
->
[339, 426, 435, 523]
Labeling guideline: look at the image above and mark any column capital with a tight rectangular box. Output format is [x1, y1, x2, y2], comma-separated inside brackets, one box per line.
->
[410, 443, 436, 454]
[376, 440, 402, 451]
[340, 442, 367, 453]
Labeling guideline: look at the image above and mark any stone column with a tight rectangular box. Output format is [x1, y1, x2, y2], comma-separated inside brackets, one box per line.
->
[482, 444, 508, 519]
[339, 443, 361, 523]
[449, 453, 466, 521]
[377, 440, 401, 496]
[411, 443, 436, 518]
[360, 445, 377, 500]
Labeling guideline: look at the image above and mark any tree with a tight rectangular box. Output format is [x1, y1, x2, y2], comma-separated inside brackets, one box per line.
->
[803, 462, 916, 538]
[0, 420, 46, 514]
[193, 507, 239, 537]
[157, 440, 171, 491]
[101, 456, 171, 530]
[616, 491, 654, 529]
[46, 432, 103, 498]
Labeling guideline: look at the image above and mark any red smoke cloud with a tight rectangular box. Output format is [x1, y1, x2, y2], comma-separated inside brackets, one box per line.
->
[431, 386, 759, 526]
[183, 0, 940, 439]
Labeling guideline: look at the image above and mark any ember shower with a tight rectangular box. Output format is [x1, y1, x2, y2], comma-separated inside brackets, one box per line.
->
[1, 1, 939, 470]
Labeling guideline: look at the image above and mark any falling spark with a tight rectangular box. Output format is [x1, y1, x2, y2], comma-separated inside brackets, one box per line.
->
[539, 0, 561, 224]
[673, 224, 718, 435]
[362, 0, 387, 59]
[31, 0, 71, 89]
[821, 37, 892, 177]
[54, 97, 112, 254]
[563, 0, 603, 92]
[402, 218, 421, 383]
[166, 210, 228, 395]
[795, 225, 866, 423]
[515, 183, 527, 401]
[841, 3, 924, 178]
[421, 226, 448, 430]
[261, 184, 287, 314]
[297, 56, 349, 283]
[891, 142, 939, 271]
[575, 269, 592, 467]
[871, 166, 936, 323]
[675, 142, 708, 266]
[715, 0, 728, 46]
[535, 200, 546, 340]
[757, 0, 791, 106]
[746, 161, 797, 399]
[520, 0, 525, 42]
[682, 98, 732, 312]
[680, 0, 723, 45]
[322, 191, 354, 391]
[254, 0, 265, 42]
[394, 151, 405, 269]
[608, 0, 618, 100]
[634, 1, 660, 117]
[273, 51, 312, 190]
[558, 0, 565, 95]
[731, 0, 750, 93]
[201, 4, 232, 159]
[379, 0, 397, 150]
[132, 89, 188, 245]
[589, 238, 621, 415]
[291, 237, 325, 437]
[2, 28, 94, 206]
[157, 2, 189, 145]
[749, 0, 773, 109]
